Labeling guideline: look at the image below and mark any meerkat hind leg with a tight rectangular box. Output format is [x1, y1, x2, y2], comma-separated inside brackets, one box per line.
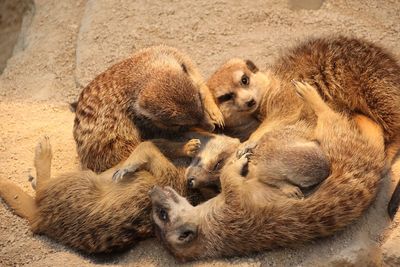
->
[292, 80, 330, 116]
[33, 136, 53, 191]
[0, 137, 50, 221]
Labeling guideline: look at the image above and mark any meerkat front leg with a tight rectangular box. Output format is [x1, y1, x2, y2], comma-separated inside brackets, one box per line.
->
[151, 138, 201, 158]
[201, 83, 225, 128]
[219, 152, 251, 199]
[187, 68, 224, 128]
[112, 139, 201, 182]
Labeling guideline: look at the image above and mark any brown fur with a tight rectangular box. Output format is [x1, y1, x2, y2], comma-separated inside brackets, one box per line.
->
[207, 36, 400, 216]
[150, 81, 386, 261]
[74, 45, 224, 173]
[185, 122, 330, 200]
[0, 137, 202, 253]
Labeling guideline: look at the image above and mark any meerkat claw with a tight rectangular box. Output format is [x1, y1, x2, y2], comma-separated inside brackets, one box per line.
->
[236, 142, 257, 159]
[184, 139, 201, 157]
[112, 161, 145, 182]
[35, 135, 53, 162]
[112, 169, 128, 182]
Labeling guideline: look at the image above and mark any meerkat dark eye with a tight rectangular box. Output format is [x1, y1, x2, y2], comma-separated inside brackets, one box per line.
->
[241, 75, 250, 86]
[158, 208, 169, 222]
[217, 93, 234, 103]
[213, 159, 224, 171]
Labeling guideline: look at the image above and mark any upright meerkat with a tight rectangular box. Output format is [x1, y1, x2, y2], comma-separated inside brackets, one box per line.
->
[150, 81, 386, 261]
[0, 137, 202, 253]
[207, 36, 400, 215]
[74, 45, 224, 173]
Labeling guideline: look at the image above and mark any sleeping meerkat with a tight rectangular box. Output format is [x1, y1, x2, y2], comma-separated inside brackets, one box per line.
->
[207, 36, 400, 217]
[149, 81, 386, 261]
[184, 122, 330, 200]
[74, 45, 224, 173]
[0, 137, 202, 253]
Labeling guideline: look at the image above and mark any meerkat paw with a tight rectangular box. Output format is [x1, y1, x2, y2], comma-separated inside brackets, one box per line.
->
[205, 99, 225, 128]
[112, 161, 146, 182]
[292, 80, 326, 113]
[228, 152, 251, 175]
[183, 139, 201, 157]
[236, 141, 257, 159]
[280, 184, 304, 199]
[34, 136, 53, 167]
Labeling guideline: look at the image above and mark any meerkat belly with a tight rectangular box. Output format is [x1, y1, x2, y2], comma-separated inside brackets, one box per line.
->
[248, 131, 330, 199]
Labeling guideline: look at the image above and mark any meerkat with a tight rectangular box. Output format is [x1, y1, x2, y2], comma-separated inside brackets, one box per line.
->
[0, 136, 202, 253]
[207, 36, 400, 216]
[74, 45, 224, 173]
[149, 81, 386, 261]
[184, 122, 330, 200]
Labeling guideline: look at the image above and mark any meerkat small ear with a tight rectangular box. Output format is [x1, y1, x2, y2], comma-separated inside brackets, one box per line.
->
[245, 59, 259, 73]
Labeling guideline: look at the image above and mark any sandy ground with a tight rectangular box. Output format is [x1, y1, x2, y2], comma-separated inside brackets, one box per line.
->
[0, 0, 400, 266]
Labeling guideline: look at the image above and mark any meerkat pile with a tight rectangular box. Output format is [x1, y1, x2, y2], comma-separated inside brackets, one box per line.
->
[0, 37, 398, 259]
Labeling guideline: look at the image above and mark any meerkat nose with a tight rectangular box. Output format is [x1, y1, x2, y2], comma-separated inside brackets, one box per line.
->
[246, 99, 256, 108]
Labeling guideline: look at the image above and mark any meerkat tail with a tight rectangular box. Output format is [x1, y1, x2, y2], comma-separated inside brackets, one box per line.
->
[0, 180, 36, 222]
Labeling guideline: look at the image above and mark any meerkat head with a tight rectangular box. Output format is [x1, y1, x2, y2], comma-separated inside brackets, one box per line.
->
[136, 68, 212, 131]
[150, 186, 204, 261]
[135, 50, 215, 131]
[207, 59, 269, 128]
[185, 133, 240, 198]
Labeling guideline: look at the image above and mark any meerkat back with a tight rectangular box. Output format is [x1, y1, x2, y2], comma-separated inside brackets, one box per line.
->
[73, 46, 219, 173]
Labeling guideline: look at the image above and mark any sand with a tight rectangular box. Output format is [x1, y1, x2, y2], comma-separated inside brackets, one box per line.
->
[0, 0, 399, 266]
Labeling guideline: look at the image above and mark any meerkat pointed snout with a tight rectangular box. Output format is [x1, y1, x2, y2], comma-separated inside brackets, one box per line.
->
[150, 186, 199, 255]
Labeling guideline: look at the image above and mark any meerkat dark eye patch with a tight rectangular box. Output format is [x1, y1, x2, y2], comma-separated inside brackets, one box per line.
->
[217, 93, 234, 103]
[245, 59, 259, 73]
[213, 158, 226, 171]
[181, 63, 188, 74]
[157, 206, 169, 222]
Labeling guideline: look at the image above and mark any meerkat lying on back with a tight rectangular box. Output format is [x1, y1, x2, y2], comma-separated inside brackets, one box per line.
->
[150, 81, 386, 261]
[74, 45, 224, 173]
[207, 36, 400, 217]
[0, 137, 202, 253]
[184, 122, 330, 200]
